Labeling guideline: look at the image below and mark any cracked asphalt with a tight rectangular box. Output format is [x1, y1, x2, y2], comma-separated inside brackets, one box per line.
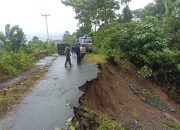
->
[0, 55, 99, 130]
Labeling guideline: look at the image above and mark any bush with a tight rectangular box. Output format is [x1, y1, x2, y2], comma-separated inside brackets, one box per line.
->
[137, 65, 152, 79]
[93, 16, 180, 86]
[25, 40, 57, 60]
[0, 52, 17, 75]
[0, 50, 33, 76]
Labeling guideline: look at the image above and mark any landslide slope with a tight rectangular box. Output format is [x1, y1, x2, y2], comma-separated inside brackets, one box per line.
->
[84, 64, 180, 130]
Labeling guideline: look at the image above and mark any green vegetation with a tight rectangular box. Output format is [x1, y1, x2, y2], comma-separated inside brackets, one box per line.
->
[63, 0, 180, 96]
[2, 24, 26, 52]
[26, 36, 57, 59]
[163, 119, 180, 130]
[97, 115, 125, 130]
[137, 65, 152, 80]
[85, 54, 107, 64]
[62, 0, 126, 36]
[62, 31, 76, 45]
[0, 25, 57, 81]
[60, 107, 125, 130]
[0, 24, 56, 115]
[0, 67, 48, 116]
[93, 17, 179, 84]
[0, 50, 33, 81]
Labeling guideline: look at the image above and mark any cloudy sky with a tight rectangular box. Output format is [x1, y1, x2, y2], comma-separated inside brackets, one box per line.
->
[0, 0, 153, 40]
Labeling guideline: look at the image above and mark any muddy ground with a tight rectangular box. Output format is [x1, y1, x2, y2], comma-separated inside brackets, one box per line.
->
[83, 64, 180, 130]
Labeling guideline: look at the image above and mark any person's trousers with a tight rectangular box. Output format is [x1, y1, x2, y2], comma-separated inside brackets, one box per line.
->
[81, 53, 85, 59]
[65, 56, 71, 66]
[77, 55, 81, 65]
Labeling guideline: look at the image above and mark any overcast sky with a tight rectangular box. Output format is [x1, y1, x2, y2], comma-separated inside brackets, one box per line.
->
[0, 0, 153, 40]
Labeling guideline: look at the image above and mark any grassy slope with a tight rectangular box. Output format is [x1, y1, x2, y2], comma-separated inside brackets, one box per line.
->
[85, 53, 107, 64]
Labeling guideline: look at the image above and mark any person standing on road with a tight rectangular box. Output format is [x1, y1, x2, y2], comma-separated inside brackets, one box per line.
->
[80, 44, 86, 60]
[75, 43, 81, 65]
[64, 44, 73, 67]
[71, 45, 76, 56]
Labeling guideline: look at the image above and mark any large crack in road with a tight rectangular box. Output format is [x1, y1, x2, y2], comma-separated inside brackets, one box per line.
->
[0, 56, 99, 130]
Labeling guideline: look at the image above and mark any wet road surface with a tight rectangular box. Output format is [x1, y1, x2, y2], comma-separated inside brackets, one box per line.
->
[0, 56, 99, 130]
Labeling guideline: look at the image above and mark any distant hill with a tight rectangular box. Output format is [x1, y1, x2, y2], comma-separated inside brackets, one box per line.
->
[26, 33, 63, 41]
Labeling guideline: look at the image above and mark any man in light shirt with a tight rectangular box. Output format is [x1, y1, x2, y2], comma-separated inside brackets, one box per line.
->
[80, 44, 86, 60]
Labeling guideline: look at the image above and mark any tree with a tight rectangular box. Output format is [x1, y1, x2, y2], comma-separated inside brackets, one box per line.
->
[0, 32, 6, 51]
[32, 36, 39, 42]
[5, 24, 10, 36]
[62, 0, 131, 33]
[122, 5, 132, 22]
[0, 32, 6, 43]
[7, 25, 26, 52]
[1, 24, 26, 52]
[62, 31, 76, 45]
[132, 0, 180, 44]
[76, 23, 92, 37]
[163, 0, 180, 44]
[62, 0, 119, 24]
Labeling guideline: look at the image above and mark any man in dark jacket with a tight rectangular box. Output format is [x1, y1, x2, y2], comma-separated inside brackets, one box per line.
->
[64, 44, 73, 67]
[75, 43, 81, 65]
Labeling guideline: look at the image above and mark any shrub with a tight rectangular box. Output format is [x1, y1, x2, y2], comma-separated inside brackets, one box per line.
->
[0, 50, 33, 76]
[93, 16, 179, 86]
[137, 65, 152, 79]
[0, 52, 17, 75]
[25, 41, 57, 60]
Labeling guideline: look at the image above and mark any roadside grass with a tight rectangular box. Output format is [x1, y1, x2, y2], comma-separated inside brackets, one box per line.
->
[0, 75, 12, 82]
[0, 64, 34, 82]
[96, 112, 125, 130]
[0, 67, 48, 117]
[163, 119, 180, 130]
[85, 53, 107, 65]
[81, 108, 125, 130]
[0, 63, 35, 82]
[59, 107, 125, 130]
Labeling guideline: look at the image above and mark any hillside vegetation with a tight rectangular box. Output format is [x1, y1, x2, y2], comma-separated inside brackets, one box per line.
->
[63, 0, 180, 97]
[0, 25, 57, 81]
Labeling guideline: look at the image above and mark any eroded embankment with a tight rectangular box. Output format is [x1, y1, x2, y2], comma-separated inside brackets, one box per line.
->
[75, 63, 180, 130]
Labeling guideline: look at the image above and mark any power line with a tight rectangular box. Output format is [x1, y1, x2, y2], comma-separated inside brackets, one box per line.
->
[41, 13, 50, 43]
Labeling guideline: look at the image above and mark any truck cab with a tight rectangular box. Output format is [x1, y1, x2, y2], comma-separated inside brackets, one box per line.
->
[78, 35, 93, 52]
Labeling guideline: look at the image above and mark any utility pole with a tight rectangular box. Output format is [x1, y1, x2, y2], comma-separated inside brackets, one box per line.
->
[41, 13, 50, 43]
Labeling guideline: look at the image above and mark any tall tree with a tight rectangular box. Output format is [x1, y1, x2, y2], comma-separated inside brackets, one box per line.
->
[62, 31, 76, 45]
[76, 23, 92, 37]
[132, 0, 180, 44]
[5, 24, 10, 37]
[7, 25, 26, 52]
[0, 25, 26, 52]
[62, 0, 131, 33]
[62, 0, 119, 24]
[164, 0, 180, 43]
[0, 32, 6, 51]
[122, 5, 132, 22]
[0, 32, 6, 43]
[32, 36, 39, 42]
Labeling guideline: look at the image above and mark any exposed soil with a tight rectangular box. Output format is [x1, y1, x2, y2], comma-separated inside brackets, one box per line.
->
[83, 64, 180, 130]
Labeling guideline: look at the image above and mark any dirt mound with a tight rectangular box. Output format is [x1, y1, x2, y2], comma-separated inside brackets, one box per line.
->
[84, 64, 180, 130]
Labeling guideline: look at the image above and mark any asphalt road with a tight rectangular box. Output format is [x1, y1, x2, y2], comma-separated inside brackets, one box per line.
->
[0, 55, 99, 130]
